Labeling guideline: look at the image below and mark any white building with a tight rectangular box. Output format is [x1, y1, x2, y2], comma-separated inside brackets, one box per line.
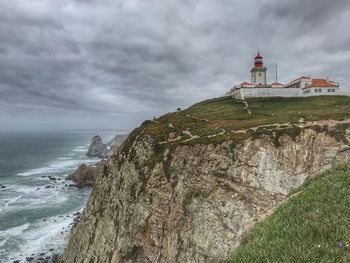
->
[229, 53, 345, 99]
[284, 76, 340, 96]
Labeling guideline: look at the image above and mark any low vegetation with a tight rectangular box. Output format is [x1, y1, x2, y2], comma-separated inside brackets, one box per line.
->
[130, 95, 350, 144]
[118, 95, 350, 163]
[230, 163, 350, 262]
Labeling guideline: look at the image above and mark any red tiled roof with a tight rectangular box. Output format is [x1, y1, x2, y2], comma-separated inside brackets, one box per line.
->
[271, 82, 283, 86]
[240, 81, 252, 86]
[308, 79, 338, 87]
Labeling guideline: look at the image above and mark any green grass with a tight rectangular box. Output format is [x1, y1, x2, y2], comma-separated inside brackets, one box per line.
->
[139, 96, 350, 142]
[184, 96, 350, 132]
[230, 163, 350, 263]
[119, 95, 350, 160]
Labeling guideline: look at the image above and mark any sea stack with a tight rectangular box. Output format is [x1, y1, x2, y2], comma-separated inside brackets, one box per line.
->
[86, 135, 108, 158]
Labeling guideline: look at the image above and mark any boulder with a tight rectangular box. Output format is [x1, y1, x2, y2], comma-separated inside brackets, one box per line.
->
[86, 135, 108, 157]
[66, 162, 105, 187]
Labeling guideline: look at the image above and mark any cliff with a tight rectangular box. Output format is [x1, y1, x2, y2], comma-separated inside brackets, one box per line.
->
[60, 96, 350, 263]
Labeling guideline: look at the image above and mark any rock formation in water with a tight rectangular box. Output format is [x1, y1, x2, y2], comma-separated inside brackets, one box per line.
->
[87, 134, 127, 158]
[59, 122, 350, 263]
[66, 162, 105, 187]
[87, 135, 108, 158]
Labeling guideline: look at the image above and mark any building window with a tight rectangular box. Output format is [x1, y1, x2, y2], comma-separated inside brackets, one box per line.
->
[332, 89, 335, 92]
[328, 89, 331, 92]
[259, 73, 261, 76]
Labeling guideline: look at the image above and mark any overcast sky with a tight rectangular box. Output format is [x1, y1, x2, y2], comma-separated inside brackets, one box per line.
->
[1, 0, 350, 131]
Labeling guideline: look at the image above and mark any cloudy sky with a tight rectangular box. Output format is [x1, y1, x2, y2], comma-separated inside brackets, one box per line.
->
[1, 0, 350, 131]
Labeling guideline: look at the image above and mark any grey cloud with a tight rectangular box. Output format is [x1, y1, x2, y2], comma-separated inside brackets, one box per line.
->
[0, 0, 349, 131]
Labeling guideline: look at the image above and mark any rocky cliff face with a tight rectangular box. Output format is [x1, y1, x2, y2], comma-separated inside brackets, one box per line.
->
[61, 124, 350, 263]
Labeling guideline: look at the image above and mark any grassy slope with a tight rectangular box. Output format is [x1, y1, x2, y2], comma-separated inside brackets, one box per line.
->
[184, 95, 350, 131]
[230, 163, 350, 263]
[138, 96, 350, 143]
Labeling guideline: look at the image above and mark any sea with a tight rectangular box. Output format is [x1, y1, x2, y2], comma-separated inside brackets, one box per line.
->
[0, 130, 124, 262]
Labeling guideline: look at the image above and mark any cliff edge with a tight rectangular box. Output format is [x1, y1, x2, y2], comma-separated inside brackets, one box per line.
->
[60, 96, 350, 263]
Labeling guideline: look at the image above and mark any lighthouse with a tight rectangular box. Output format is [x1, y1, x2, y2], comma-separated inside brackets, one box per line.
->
[250, 53, 267, 86]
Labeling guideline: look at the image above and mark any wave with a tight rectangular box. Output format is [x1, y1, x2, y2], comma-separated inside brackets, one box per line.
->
[17, 159, 82, 176]
[0, 186, 71, 215]
[0, 223, 30, 239]
[73, 149, 86, 152]
[0, 140, 99, 261]
[0, 223, 30, 247]
[0, 214, 76, 262]
[0, 196, 22, 213]
[17, 156, 97, 177]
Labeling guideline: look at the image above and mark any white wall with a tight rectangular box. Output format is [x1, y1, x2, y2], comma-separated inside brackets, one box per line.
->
[233, 88, 301, 99]
[231, 87, 349, 100]
[300, 79, 312, 88]
[251, 71, 266, 85]
[338, 87, 350, 96]
[302, 87, 342, 97]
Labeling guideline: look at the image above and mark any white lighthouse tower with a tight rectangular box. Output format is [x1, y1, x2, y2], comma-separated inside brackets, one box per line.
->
[250, 53, 267, 86]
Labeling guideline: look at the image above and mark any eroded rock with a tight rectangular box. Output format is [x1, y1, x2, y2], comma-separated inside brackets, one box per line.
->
[87, 135, 108, 157]
[66, 162, 105, 187]
[60, 127, 350, 263]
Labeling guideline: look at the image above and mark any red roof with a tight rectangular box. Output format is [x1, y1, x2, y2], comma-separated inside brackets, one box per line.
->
[308, 79, 338, 88]
[255, 53, 263, 59]
[271, 82, 283, 86]
[240, 81, 252, 86]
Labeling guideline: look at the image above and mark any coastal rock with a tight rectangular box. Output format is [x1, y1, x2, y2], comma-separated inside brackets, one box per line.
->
[60, 127, 350, 263]
[66, 162, 105, 187]
[106, 134, 128, 156]
[87, 135, 108, 158]
[106, 134, 128, 148]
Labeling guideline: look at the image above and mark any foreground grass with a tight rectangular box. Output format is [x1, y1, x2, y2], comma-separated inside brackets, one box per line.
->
[230, 163, 350, 263]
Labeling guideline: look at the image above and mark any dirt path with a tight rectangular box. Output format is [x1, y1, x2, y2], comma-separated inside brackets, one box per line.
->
[241, 100, 252, 114]
[158, 118, 350, 145]
[185, 114, 209, 122]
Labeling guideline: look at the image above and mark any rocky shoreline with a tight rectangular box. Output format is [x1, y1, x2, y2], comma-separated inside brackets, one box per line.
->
[64, 134, 127, 188]
[65, 162, 105, 187]
[7, 133, 127, 263]
[9, 212, 82, 263]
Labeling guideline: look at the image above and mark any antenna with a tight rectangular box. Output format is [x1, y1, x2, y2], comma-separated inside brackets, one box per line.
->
[275, 63, 278, 83]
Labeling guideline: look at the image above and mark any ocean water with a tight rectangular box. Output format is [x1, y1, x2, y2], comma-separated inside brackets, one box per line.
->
[0, 130, 121, 262]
